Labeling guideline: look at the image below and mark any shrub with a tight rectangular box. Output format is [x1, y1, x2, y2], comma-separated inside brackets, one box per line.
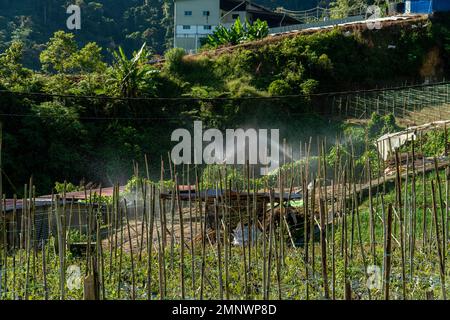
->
[164, 47, 186, 74]
[54, 181, 80, 193]
[367, 112, 400, 139]
[300, 79, 319, 96]
[422, 129, 449, 156]
[200, 165, 247, 190]
[206, 18, 269, 48]
[245, 19, 269, 41]
[317, 53, 333, 72]
[268, 79, 292, 96]
[228, 77, 266, 97]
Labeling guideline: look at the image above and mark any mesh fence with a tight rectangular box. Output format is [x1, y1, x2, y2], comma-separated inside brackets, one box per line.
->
[327, 81, 450, 123]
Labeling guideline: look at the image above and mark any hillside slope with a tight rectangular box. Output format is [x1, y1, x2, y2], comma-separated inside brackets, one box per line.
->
[1, 11, 450, 195]
[166, 13, 450, 100]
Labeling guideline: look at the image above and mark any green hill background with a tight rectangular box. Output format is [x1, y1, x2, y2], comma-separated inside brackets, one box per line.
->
[0, 0, 327, 69]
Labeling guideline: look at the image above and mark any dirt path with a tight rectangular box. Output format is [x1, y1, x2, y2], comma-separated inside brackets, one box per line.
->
[102, 209, 202, 253]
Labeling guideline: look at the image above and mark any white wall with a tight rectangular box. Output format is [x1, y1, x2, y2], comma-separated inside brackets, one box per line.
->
[174, 0, 221, 52]
[175, 0, 221, 27]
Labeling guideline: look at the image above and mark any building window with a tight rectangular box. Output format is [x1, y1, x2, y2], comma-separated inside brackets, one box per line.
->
[232, 13, 240, 19]
[203, 11, 210, 16]
[184, 11, 192, 16]
[183, 25, 191, 30]
[204, 25, 212, 30]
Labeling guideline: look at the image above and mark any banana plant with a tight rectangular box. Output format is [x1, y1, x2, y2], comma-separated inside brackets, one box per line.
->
[244, 19, 269, 41]
[206, 18, 269, 48]
[108, 43, 158, 97]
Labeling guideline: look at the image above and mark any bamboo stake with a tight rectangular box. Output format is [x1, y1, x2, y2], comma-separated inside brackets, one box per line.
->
[2, 197, 6, 298]
[275, 178, 282, 300]
[199, 188, 207, 300]
[12, 196, 16, 298]
[55, 195, 65, 300]
[319, 199, 329, 299]
[302, 169, 309, 300]
[225, 180, 232, 300]
[157, 195, 164, 299]
[187, 166, 195, 298]
[267, 188, 275, 299]
[24, 184, 31, 300]
[421, 133, 428, 252]
[147, 184, 155, 300]
[343, 178, 349, 300]
[175, 175, 185, 299]
[310, 178, 316, 278]
[434, 158, 446, 273]
[368, 158, 376, 265]
[384, 204, 393, 300]
[124, 199, 136, 300]
[431, 181, 446, 300]
[214, 186, 223, 300]
[410, 136, 417, 280]
[236, 188, 249, 299]
[117, 206, 123, 300]
[42, 239, 48, 300]
[331, 179, 336, 300]
[262, 181, 268, 300]
[394, 150, 407, 299]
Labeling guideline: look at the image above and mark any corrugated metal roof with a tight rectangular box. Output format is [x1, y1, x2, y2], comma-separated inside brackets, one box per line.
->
[4, 198, 57, 212]
[161, 189, 302, 201]
[3, 186, 126, 212]
[220, 0, 300, 25]
[38, 186, 126, 200]
[3, 185, 197, 212]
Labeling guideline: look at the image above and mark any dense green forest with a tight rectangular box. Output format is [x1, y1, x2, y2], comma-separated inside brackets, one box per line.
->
[0, 0, 174, 68]
[0, 0, 328, 70]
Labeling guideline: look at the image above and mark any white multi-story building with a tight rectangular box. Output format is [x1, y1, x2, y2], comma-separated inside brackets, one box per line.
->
[174, 0, 299, 53]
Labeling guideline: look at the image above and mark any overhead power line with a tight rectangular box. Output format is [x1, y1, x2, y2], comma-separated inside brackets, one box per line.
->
[0, 80, 448, 102]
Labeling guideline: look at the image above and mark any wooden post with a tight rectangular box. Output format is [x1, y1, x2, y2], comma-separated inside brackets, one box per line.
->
[83, 257, 99, 300]
[384, 204, 393, 300]
[319, 199, 329, 299]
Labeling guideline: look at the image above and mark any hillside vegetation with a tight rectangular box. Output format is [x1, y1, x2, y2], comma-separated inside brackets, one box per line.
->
[0, 13, 449, 194]
[169, 15, 450, 96]
[0, 0, 173, 68]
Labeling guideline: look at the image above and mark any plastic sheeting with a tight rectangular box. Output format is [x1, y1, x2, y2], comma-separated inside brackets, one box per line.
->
[376, 120, 450, 161]
[406, 0, 433, 14]
[434, 0, 450, 11]
[376, 132, 416, 161]
[232, 223, 260, 246]
[405, 0, 450, 14]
